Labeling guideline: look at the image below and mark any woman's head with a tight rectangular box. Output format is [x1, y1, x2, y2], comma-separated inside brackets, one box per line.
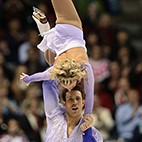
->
[50, 59, 87, 89]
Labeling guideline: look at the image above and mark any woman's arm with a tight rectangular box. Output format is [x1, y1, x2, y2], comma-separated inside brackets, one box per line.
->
[83, 62, 94, 115]
[20, 66, 54, 85]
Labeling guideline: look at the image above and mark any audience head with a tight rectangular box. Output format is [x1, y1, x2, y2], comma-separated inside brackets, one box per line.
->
[127, 89, 140, 105]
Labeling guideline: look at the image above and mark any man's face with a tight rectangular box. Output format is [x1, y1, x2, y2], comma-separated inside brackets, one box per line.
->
[63, 90, 85, 118]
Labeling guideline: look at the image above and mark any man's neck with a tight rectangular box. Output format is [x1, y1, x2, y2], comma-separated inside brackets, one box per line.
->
[66, 114, 83, 137]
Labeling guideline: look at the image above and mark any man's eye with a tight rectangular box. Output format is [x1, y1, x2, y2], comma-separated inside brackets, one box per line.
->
[76, 97, 80, 100]
[68, 98, 72, 101]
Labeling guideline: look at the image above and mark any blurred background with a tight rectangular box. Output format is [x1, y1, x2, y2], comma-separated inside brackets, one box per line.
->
[0, 0, 142, 142]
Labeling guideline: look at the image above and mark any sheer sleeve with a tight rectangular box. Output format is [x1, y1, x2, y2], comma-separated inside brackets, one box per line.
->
[82, 62, 94, 115]
[22, 66, 54, 84]
[42, 80, 59, 116]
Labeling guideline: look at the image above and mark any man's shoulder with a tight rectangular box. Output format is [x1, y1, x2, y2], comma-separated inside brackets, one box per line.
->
[47, 104, 66, 119]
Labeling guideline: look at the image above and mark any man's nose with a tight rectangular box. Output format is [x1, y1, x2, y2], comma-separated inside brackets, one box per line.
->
[73, 99, 77, 104]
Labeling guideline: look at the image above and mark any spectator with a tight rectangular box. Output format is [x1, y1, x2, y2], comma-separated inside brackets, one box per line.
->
[0, 51, 14, 81]
[20, 83, 43, 115]
[39, 116, 47, 142]
[129, 60, 142, 90]
[102, 44, 112, 60]
[95, 13, 117, 46]
[108, 61, 121, 93]
[83, 2, 99, 35]
[117, 46, 134, 69]
[0, 103, 8, 135]
[0, 84, 22, 117]
[18, 29, 46, 66]
[86, 32, 99, 56]
[24, 47, 46, 75]
[0, 118, 30, 142]
[0, 40, 10, 60]
[0, 0, 24, 31]
[5, 18, 26, 64]
[92, 95, 114, 140]
[95, 82, 113, 113]
[11, 65, 28, 104]
[89, 45, 110, 83]
[129, 109, 142, 142]
[114, 77, 130, 107]
[0, 66, 10, 87]
[20, 99, 43, 142]
[111, 29, 137, 61]
[115, 89, 141, 141]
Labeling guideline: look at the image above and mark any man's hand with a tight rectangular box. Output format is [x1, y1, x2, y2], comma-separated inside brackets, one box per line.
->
[80, 114, 94, 132]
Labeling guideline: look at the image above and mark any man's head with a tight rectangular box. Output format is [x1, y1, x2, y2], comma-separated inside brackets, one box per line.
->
[62, 85, 85, 117]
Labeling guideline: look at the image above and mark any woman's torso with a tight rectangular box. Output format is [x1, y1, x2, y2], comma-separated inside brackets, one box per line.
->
[55, 47, 89, 64]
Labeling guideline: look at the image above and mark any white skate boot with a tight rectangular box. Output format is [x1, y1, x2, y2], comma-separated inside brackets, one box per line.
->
[32, 6, 50, 37]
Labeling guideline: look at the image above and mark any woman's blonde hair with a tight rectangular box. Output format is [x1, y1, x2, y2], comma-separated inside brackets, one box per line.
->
[49, 58, 87, 86]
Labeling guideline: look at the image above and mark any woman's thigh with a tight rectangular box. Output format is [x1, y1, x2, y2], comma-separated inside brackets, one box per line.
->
[51, 0, 82, 30]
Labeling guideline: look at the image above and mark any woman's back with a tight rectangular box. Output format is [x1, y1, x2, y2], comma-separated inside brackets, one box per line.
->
[55, 47, 89, 64]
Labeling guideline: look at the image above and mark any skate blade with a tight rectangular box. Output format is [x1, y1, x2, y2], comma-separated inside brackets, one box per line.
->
[33, 6, 46, 20]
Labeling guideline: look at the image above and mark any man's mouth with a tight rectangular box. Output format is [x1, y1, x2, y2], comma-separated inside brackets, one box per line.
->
[72, 107, 78, 110]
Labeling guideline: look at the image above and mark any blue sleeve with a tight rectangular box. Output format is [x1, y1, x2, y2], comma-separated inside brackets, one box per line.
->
[83, 128, 97, 142]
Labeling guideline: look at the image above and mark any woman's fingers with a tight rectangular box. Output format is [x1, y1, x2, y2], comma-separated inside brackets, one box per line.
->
[80, 114, 94, 132]
[21, 72, 28, 77]
[19, 73, 29, 86]
[80, 122, 91, 132]
[83, 114, 94, 124]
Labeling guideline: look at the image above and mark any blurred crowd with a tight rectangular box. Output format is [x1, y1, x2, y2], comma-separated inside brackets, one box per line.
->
[0, 0, 142, 142]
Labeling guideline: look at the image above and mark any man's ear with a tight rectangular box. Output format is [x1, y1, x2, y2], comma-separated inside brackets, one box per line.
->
[82, 100, 85, 108]
[63, 101, 66, 107]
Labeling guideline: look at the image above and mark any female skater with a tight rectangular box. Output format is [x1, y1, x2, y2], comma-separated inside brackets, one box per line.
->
[20, 0, 94, 116]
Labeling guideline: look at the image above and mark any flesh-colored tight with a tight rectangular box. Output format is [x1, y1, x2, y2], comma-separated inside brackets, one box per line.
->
[51, 0, 82, 30]
[44, 0, 83, 65]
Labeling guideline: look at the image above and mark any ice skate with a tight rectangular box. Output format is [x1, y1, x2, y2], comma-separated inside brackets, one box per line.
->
[32, 6, 50, 37]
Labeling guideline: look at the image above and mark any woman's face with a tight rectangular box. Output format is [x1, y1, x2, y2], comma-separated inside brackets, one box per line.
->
[61, 80, 77, 91]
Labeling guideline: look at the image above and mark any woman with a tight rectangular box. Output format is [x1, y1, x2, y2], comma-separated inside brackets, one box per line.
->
[20, 0, 94, 115]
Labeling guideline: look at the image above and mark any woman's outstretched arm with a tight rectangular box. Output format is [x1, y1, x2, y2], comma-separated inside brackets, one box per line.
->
[20, 66, 54, 85]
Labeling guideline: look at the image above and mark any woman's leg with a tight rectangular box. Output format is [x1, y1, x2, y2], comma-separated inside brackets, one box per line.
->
[51, 0, 82, 30]
[44, 49, 56, 66]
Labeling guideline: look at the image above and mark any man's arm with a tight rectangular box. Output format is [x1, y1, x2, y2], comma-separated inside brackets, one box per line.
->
[42, 80, 59, 116]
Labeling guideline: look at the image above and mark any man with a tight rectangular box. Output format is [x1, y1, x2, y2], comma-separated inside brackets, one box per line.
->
[42, 80, 103, 142]
[115, 88, 141, 142]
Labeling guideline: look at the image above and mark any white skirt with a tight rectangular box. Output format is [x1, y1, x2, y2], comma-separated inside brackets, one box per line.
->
[37, 24, 87, 59]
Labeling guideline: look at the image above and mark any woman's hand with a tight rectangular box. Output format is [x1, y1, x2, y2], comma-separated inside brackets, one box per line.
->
[80, 114, 94, 132]
[20, 72, 30, 86]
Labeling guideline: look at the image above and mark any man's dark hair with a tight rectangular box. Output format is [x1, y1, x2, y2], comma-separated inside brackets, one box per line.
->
[62, 85, 85, 102]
